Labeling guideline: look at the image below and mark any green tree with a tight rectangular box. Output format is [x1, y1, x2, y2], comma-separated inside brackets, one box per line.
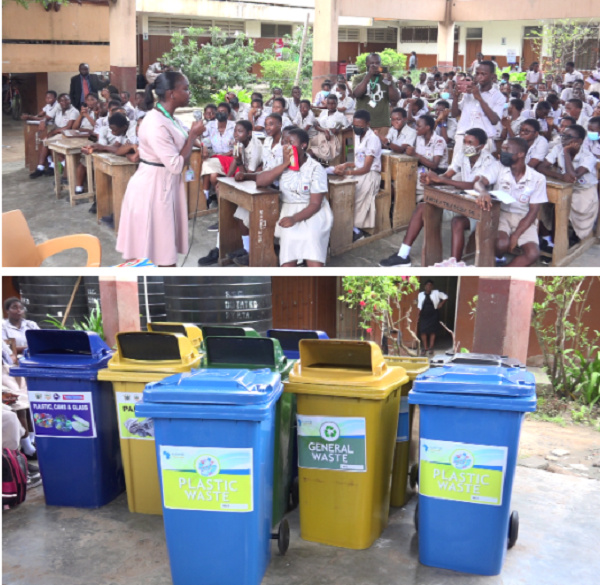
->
[356, 48, 407, 77]
[161, 27, 261, 105]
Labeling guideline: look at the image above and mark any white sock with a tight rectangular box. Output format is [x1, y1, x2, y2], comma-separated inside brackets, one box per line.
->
[242, 235, 250, 253]
[49, 162, 55, 168]
[543, 235, 554, 247]
[398, 244, 411, 258]
[20, 436, 35, 456]
[204, 190, 210, 200]
[47, 156, 53, 164]
[353, 227, 361, 234]
[216, 232, 220, 248]
[496, 256, 505, 262]
[75, 186, 83, 193]
[37, 164, 45, 171]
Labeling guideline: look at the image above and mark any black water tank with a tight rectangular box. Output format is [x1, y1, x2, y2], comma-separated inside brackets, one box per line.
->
[163, 277, 272, 335]
[83, 276, 167, 329]
[16, 276, 90, 329]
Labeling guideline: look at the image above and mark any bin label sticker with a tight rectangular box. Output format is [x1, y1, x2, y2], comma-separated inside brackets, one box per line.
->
[159, 446, 253, 512]
[396, 396, 409, 442]
[297, 415, 367, 472]
[115, 393, 154, 440]
[28, 391, 96, 439]
[419, 438, 508, 506]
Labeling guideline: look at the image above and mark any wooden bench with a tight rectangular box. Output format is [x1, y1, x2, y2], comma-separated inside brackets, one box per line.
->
[25, 121, 43, 172]
[326, 176, 357, 256]
[184, 147, 218, 219]
[92, 152, 138, 233]
[383, 153, 419, 230]
[422, 185, 500, 267]
[217, 176, 280, 267]
[46, 136, 94, 205]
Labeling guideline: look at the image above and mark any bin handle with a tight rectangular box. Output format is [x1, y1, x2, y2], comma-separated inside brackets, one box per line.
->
[298, 339, 386, 375]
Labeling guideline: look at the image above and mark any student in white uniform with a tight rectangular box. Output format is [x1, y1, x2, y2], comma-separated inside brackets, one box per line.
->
[563, 62, 584, 86]
[433, 100, 457, 144]
[381, 107, 417, 154]
[335, 83, 356, 122]
[585, 117, 600, 159]
[477, 137, 547, 266]
[293, 100, 317, 138]
[538, 124, 599, 243]
[251, 127, 333, 267]
[73, 92, 99, 135]
[332, 109, 382, 241]
[565, 99, 590, 128]
[313, 80, 332, 108]
[379, 129, 497, 267]
[309, 94, 350, 162]
[21, 90, 60, 124]
[286, 86, 302, 121]
[518, 119, 549, 170]
[133, 92, 147, 121]
[499, 98, 527, 142]
[526, 62, 543, 87]
[248, 98, 267, 131]
[119, 91, 136, 121]
[271, 97, 293, 128]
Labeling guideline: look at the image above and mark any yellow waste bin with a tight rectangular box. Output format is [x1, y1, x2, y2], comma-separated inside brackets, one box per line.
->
[284, 339, 408, 549]
[97, 331, 202, 515]
[384, 356, 429, 507]
[147, 322, 203, 351]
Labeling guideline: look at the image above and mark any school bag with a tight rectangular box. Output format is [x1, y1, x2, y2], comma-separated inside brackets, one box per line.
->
[2, 448, 28, 508]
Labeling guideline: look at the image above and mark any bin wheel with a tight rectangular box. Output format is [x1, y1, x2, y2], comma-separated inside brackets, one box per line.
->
[409, 463, 419, 489]
[414, 501, 419, 532]
[290, 476, 300, 510]
[508, 511, 519, 549]
[277, 518, 290, 555]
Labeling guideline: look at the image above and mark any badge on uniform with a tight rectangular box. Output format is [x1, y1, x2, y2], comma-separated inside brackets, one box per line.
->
[184, 169, 195, 182]
[368, 99, 377, 109]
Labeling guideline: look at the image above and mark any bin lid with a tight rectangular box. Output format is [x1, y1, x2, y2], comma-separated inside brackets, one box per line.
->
[267, 329, 329, 359]
[103, 331, 200, 374]
[147, 322, 203, 347]
[384, 356, 429, 380]
[200, 325, 260, 339]
[429, 352, 525, 369]
[285, 339, 408, 399]
[204, 336, 288, 372]
[143, 368, 282, 406]
[17, 330, 112, 370]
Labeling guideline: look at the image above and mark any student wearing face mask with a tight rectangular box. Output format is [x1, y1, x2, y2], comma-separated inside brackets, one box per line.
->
[379, 128, 497, 267]
[584, 117, 600, 159]
[332, 110, 382, 242]
[314, 81, 332, 108]
[476, 137, 547, 267]
[225, 92, 248, 122]
[538, 124, 599, 246]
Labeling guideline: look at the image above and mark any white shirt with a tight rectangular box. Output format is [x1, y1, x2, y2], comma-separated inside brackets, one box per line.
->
[238, 136, 263, 173]
[354, 128, 382, 172]
[42, 101, 60, 122]
[450, 150, 499, 185]
[98, 120, 137, 146]
[545, 144, 598, 190]
[577, 111, 590, 128]
[279, 156, 328, 204]
[386, 124, 417, 148]
[2, 319, 40, 348]
[313, 91, 330, 108]
[206, 120, 236, 154]
[417, 290, 448, 310]
[122, 101, 136, 121]
[79, 110, 96, 130]
[564, 70, 584, 84]
[280, 113, 294, 128]
[435, 116, 457, 141]
[337, 95, 355, 115]
[526, 135, 549, 164]
[134, 107, 146, 121]
[583, 137, 600, 159]
[526, 71, 543, 85]
[286, 98, 301, 120]
[415, 133, 449, 170]
[457, 87, 505, 137]
[261, 136, 283, 171]
[495, 165, 548, 215]
[317, 110, 350, 130]
[93, 115, 108, 135]
[54, 106, 79, 128]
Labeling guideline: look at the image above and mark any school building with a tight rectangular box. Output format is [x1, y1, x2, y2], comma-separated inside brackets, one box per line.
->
[2, 0, 599, 111]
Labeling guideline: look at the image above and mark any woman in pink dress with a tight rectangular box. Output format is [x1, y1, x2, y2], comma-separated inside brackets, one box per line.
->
[116, 72, 205, 266]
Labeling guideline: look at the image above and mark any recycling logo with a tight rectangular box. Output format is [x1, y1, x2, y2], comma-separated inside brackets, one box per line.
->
[320, 421, 340, 442]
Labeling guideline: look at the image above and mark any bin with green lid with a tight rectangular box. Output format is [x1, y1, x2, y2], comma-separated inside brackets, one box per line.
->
[97, 331, 202, 515]
[203, 335, 295, 538]
[200, 325, 260, 340]
[284, 339, 409, 549]
[147, 322, 203, 351]
[385, 356, 430, 507]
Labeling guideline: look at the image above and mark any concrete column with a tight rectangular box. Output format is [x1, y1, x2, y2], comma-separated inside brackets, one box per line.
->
[312, 0, 339, 98]
[99, 275, 140, 349]
[472, 275, 536, 365]
[35, 73, 48, 113]
[109, 0, 137, 96]
[437, 21, 455, 71]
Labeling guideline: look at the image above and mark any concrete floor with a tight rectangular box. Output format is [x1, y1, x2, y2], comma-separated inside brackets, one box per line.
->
[3, 465, 599, 585]
[5, 117, 600, 267]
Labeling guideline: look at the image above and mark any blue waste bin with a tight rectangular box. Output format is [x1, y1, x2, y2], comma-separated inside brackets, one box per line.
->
[135, 368, 283, 585]
[10, 330, 124, 508]
[267, 329, 329, 359]
[409, 357, 536, 576]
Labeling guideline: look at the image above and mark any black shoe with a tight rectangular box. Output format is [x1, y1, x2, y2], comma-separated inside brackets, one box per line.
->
[569, 233, 581, 247]
[378, 253, 412, 267]
[24, 451, 38, 462]
[197, 247, 219, 266]
[207, 222, 219, 232]
[101, 214, 115, 229]
[208, 195, 219, 209]
[227, 248, 248, 260]
[61, 177, 68, 186]
[29, 169, 45, 179]
[539, 239, 554, 254]
[540, 255, 552, 265]
[44, 167, 55, 176]
[495, 256, 507, 266]
[89, 202, 97, 214]
[233, 253, 249, 267]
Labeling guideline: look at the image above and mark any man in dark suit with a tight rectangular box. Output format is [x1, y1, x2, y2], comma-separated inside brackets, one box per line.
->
[69, 63, 105, 110]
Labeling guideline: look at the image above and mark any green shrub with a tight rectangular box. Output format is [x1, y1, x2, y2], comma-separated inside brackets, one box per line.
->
[356, 49, 407, 77]
[210, 88, 253, 105]
[260, 60, 300, 95]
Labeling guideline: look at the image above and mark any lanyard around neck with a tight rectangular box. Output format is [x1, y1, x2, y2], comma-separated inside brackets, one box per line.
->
[156, 103, 188, 138]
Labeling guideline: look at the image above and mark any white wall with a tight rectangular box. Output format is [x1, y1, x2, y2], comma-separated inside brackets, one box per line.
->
[479, 20, 530, 60]
[47, 73, 74, 96]
[245, 20, 261, 38]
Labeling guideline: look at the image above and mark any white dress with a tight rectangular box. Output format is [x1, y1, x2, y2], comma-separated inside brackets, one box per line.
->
[275, 156, 333, 264]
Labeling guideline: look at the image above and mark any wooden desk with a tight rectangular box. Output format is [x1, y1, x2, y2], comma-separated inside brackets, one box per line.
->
[92, 153, 138, 233]
[326, 176, 357, 256]
[25, 121, 42, 172]
[217, 177, 280, 267]
[46, 136, 94, 205]
[422, 185, 500, 267]
[382, 153, 418, 230]
[184, 148, 215, 219]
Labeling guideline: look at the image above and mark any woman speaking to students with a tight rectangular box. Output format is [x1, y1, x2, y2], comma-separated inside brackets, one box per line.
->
[116, 72, 205, 266]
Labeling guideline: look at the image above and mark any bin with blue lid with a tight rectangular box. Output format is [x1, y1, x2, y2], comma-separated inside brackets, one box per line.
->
[408, 354, 536, 575]
[203, 335, 295, 533]
[135, 368, 283, 585]
[10, 330, 124, 508]
[267, 329, 329, 359]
